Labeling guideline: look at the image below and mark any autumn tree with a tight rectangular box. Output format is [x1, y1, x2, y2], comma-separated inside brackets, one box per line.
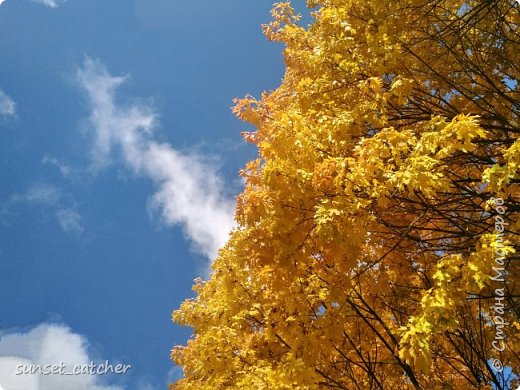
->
[171, 0, 519, 388]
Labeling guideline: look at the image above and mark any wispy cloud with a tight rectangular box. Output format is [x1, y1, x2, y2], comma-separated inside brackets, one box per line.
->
[3, 183, 83, 236]
[77, 58, 235, 260]
[9, 183, 62, 207]
[0, 88, 15, 117]
[31, 0, 67, 8]
[0, 323, 124, 390]
[56, 208, 83, 235]
[42, 155, 73, 178]
[0, 0, 67, 7]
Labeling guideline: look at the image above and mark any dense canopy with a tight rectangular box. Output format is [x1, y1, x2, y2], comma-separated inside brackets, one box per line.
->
[171, 1, 519, 388]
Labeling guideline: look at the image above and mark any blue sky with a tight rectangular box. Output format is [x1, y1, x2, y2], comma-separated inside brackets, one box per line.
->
[0, 1, 286, 389]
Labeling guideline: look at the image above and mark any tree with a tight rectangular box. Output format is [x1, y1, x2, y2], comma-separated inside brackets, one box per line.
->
[171, 1, 519, 388]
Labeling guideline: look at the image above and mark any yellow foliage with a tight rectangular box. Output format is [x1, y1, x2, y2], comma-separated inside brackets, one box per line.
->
[171, 1, 519, 389]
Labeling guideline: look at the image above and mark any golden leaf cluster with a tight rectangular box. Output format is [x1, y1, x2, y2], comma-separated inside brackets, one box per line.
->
[172, 1, 519, 388]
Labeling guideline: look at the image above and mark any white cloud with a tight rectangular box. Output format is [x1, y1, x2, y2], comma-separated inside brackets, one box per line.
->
[0, 88, 15, 117]
[31, 0, 67, 8]
[57, 208, 83, 235]
[0, 357, 39, 390]
[9, 183, 62, 207]
[42, 155, 72, 178]
[0, 324, 124, 390]
[3, 183, 83, 236]
[77, 58, 235, 260]
[0, 0, 67, 7]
